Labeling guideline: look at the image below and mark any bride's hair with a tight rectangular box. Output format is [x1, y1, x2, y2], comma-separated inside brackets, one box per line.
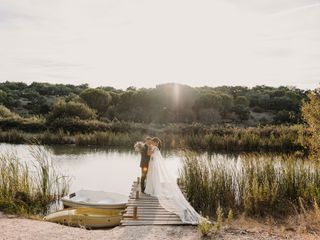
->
[152, 137, 162, 150]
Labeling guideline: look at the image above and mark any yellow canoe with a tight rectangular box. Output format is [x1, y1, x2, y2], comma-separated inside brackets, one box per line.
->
[44, 208, 123, 229]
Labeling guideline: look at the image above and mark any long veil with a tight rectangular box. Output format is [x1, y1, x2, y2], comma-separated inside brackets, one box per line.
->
[151, 147, 200, 224]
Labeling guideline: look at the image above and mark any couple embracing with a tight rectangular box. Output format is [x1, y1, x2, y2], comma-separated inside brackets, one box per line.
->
[135, 136, 200, 224]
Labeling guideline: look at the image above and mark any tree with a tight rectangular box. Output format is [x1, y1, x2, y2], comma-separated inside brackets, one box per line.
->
[80, 88, 112, 116]
[273, 110, 294, 124]
[0, 90, 7, 104]
[219, 94, 234, 117]
[233, 105, 250, 121]
[234, 96, 249, 107]
[301, 91, 320, 159]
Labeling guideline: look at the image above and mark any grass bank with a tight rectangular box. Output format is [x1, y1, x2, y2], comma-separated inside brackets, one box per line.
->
[0, 123, 305, 153]
[180, 153, 320, 218]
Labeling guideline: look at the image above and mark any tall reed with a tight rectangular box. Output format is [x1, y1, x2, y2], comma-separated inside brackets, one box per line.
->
[0, 146, 70, 215]
[180, 153, 320, 217]
[0, 124, 305, 153]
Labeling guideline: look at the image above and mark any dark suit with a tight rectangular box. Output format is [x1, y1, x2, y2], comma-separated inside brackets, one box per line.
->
[140, 144, 150, 192]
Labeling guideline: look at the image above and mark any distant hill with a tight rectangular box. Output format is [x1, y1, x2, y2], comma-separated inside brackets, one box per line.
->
[0, 81, 309, 125]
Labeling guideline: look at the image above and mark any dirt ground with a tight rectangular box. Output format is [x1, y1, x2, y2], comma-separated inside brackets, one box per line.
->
[0, 212, 319, 240]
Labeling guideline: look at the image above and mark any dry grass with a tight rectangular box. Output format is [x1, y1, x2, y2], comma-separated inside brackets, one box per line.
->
[0, 146, 70, 215]
[180, 152, 320, 217]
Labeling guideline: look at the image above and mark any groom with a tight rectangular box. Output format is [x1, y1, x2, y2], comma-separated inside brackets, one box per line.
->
[140, 136, 152, 193]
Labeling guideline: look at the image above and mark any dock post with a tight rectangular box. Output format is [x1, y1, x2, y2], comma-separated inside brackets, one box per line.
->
[137, 177, 140, 184]
[135, 190, 139, 199]
[133, 206, 138, 220]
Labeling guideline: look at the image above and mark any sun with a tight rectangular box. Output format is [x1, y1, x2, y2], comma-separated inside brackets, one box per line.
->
[173, 83, 180, 106]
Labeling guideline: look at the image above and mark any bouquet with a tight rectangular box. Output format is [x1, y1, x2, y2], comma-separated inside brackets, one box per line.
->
[134, 141, 145, 152]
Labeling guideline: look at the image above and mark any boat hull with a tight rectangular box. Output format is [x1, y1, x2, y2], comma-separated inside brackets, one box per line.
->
[62, 199, 126, 209]
[62, 190, 128, 209]
[44, 208, 123, 229]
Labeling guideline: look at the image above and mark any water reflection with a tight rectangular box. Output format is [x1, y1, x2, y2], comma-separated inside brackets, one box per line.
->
[0, 143, 187, 196]
[48, 145, 134, 156]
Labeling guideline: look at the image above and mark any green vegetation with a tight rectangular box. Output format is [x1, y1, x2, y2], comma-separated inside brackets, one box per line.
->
[0, 105, 17, 118]
[0, 146, 69, 215]
[0, 81, 307, 124]
[47, 100, 96, 121]
[198, 216, 213, 236]
[0, 124, 304, 152]
[79, 88, 112, 116]
[0, 81, 311, 152]
[301, 90, 320, 160]
[180, 153, 320, 218]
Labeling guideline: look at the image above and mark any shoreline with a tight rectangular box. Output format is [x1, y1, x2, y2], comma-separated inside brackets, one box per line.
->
[0, 123, 304, 153]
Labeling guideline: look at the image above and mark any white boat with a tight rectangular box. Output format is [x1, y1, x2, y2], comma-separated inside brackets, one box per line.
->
[44, 208, 123, 228]
[62, 190, 128, 209]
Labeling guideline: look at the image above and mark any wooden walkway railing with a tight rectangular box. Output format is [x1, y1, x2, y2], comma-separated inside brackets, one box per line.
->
[121, 177, 187, 226]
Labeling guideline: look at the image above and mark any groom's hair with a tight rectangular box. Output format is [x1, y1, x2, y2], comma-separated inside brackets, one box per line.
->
[145, 136, 152, 142]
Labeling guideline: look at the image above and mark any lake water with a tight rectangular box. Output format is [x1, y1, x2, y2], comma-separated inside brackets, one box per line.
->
[0, 143, 208, 196]
[1, 143, 297, 199]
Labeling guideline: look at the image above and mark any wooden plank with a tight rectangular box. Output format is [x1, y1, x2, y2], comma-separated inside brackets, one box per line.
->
[129, 196, 158, 200]
[125, 209, 175, 214]
[126, 203, 161, 207]
[127, 203, 162, 206]
[121, 220, 183, 224]
[125, 207, 165, 210]
[129, 194, 157, 198]
[123, 214, 180, 219]
[124, 210, 175, 214]
[127, 202, 159, 205]
[124, 211, 177, 215]
[128, 198, 160, 203]
[123, 215, 180, 220]
[121, 179, 193, 226]
[127, 205, 161, 208]
[125, 211, 173, 215]
[121, 223, 184, 226]
[122, 219, 182, 223]
[128, 198, 158, 200]
[121, 220, 185, 225]
[127, 204, 161, 208]
[123, 216, 181, 221]
[123, 210, 177, 215]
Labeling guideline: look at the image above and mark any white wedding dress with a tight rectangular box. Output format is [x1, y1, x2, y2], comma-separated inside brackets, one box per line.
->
[144, 146, 200, 224]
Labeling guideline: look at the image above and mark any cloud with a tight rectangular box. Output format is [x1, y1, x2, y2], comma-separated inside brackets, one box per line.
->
[271, 2, 320, 16]
[0, 0, 319, 90]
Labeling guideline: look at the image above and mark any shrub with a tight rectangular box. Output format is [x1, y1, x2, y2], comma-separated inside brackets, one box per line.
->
[0, 117, 46, 133]
[198, 216, 212, 236]
[301, 91, 320, 159]
[47, 100, 96, 122]
[48, 118, 110, 133]
[232, 104, 250, 121]
[80, 88, 111, 115]
[0, 105, 17, 118]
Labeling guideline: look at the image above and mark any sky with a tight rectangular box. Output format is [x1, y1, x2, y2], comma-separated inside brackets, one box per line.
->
[0, 0, 319, 90]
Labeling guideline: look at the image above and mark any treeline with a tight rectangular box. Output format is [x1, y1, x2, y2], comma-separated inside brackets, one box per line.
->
[0, 80, 310, 152]
[0, 81, 308, 125]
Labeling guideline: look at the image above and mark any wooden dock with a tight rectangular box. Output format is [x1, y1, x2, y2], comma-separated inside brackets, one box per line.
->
[121, 178, 187, 226]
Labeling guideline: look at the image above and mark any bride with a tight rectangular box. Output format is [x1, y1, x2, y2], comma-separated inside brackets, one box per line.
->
[144, 137, 200, 224]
